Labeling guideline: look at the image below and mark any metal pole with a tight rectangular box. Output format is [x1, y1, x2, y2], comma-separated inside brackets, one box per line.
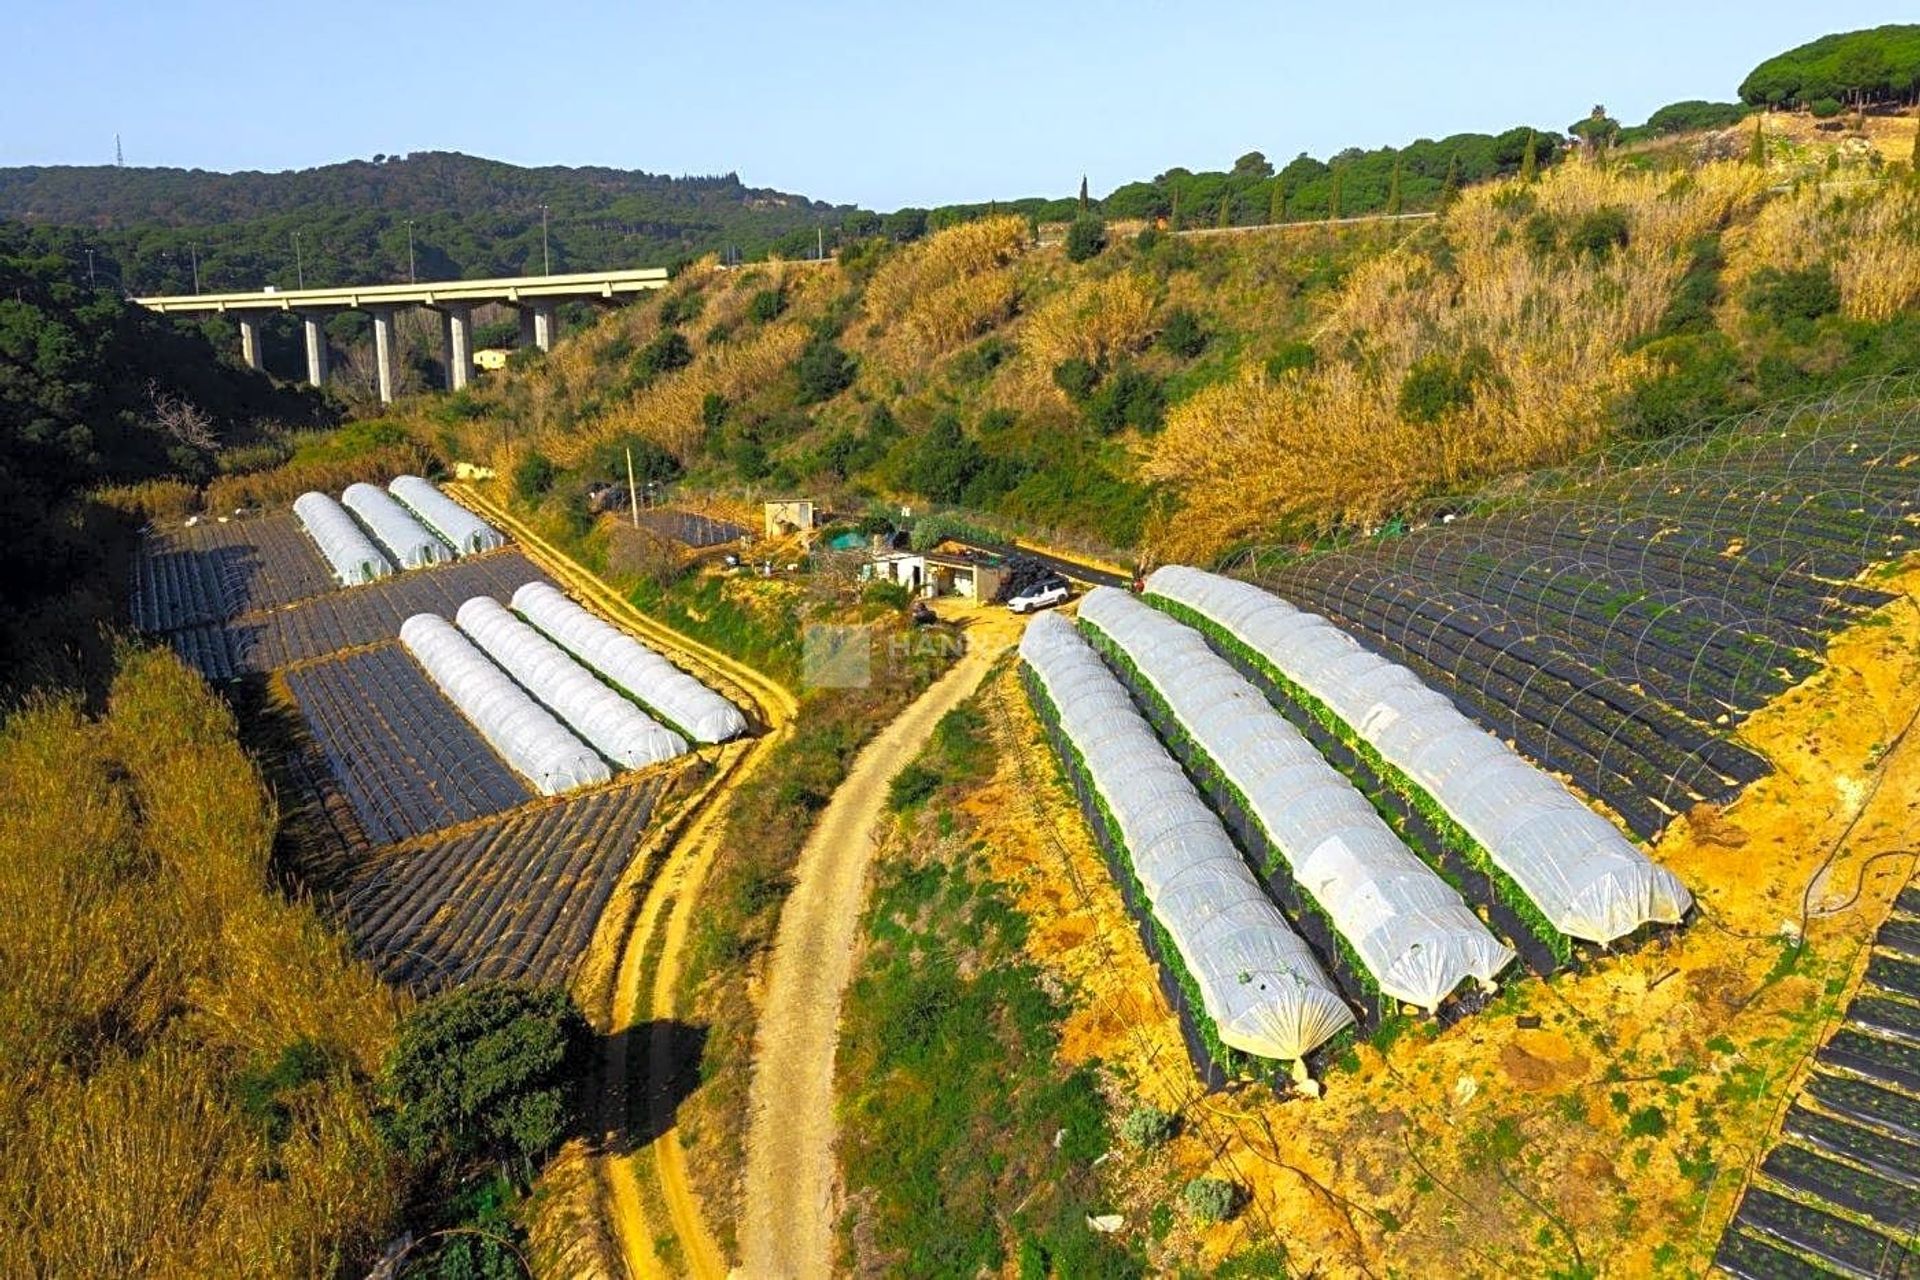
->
[817, 226, 824, 260]
[292, 233, 304, 289]
[540, 205, 550, 275]
[406, 220, 416, 283]
[190, 242, 199, 293]
[626, 447, 640, 529]
[84, 248, 95, 288]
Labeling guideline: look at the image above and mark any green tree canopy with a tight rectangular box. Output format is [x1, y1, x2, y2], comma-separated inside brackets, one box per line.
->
[1739, 25, 1920, 107]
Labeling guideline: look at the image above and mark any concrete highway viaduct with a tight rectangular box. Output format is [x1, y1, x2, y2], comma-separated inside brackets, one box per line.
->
[133, 267, 668, 402]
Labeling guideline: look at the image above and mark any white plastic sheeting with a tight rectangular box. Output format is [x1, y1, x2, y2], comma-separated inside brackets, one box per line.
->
[390, 475, 507, 556]
[456, 596, 687, 769]
[1080, 588, 1514, 1010]
[510, 581, 748, 744]
[399, 613, 610, 796]
[1021, 612, 1353, 1062]
[294, 491, 394, 585]
[341, 482, 451, 570]
[1146, 566, 1693, 944]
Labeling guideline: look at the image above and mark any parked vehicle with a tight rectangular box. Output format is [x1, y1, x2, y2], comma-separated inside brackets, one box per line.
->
[1008, 577, 1071, 614]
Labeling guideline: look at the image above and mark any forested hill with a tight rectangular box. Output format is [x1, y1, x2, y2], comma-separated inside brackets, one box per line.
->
[0, 152, 862, 294]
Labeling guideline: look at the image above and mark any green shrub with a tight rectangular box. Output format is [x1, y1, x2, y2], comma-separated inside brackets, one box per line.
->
[1616, 333, 1746, 440]
[1568, 206, 1630, 260]
[1745, 263, 1841, 326]
[628, 330, 692, 389]
[909, 414, 986, 503]
[1065, 216, 1108, 263]
[1157, 307, 1208, 359]
[1134, 225, 1163, 252]
[1052, 356, 1101, 403]
[1120, 1104, 1176, 1148]
[1182, 1177, 1238, 1223]
[512, 451, 556, 499]
[886, 763, 943, 811]
[658, 290, 704, 327]
[1398, 345, 1497, 424]
[795, 337, 857, 403]
[1626, 1105, 1669, 1139]
[1810, 96, 1845, 119]
[1086, 365, 1165, 434]
[1264, 342, 1317, 379]
[748, 287, 785, 323]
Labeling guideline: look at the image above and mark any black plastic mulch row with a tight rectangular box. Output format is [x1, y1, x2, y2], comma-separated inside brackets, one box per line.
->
[1193, 629, 1562, 979]
[1900, 885, 1920, 920]
[1734, 1186, 1916, 1277]
[1784, 1107, 1920, 1191]
[1763, 1141, 1920, 1227]
[1867, 954, 1920, 1002]
[1807, 1072, 1920, 1147]
[1879, 916, 1920, 963]
[1820, 1028, 1920, 1095]
[1851, 997, 1920, 1049]
[1713, 1227, 1839, 1280]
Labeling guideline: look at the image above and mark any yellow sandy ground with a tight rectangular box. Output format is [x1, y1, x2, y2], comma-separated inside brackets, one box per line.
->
[968, 563, 1920, 1277]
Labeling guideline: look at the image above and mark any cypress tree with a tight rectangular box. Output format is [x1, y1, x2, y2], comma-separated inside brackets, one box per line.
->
[1385, 158, 1403, 215]
[1269, 179, 1286, 224]
[1217, 196, 1232, 229]
[1439, 155, 1461, 209]
[1170, 187, 1181, 231]
[1079, 175, 1089, 213]
[1749, 116, 1766, 168]
[1328, 167, 1343, 222]
[1520, 133, 1538, 183]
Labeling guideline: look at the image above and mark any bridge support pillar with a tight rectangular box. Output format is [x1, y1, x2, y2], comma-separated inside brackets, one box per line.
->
[532, 300, 558, 352]
[237, 315, 264, 372]
[301, 313, 329, 387]
[517, 306, 536, 351]
[442, 304, 473, 391]
[369, 306, 400, 404]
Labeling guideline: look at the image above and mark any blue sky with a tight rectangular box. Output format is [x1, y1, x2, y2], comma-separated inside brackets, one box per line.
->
[8, 2, 1914, 209]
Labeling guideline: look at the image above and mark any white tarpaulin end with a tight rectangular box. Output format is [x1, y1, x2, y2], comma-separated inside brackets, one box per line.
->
[342, 482, 450, 570]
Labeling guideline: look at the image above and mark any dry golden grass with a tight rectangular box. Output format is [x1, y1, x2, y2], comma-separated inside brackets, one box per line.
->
[860, 215, 1028, 372]
[202, 442, 433, 514]
[91, 478, 201, 523]
[1731, 179, 1920, 322]
[0, 647, 402, 1277]
[1146, 160, 1770, 559]
[1018, 270, 1158, 374]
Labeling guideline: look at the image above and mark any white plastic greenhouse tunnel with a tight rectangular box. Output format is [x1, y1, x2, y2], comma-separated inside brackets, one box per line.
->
[456, 596, 688, 769]
[510, 581, 748, 744]
[1144, 566, 1693, 945]
[398, 613, 610, 796]
[341, 482, 450, 570]
[1020, 611, 1354, 1064]
[1079, 588, 1515, 1010]
[294, 491, 395, 586]
[389, 475, 506, 556]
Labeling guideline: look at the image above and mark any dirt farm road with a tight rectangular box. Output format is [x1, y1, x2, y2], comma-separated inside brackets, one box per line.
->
[739, 614, 1018, 1278]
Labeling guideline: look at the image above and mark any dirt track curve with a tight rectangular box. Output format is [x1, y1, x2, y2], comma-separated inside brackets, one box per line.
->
[739, 617, 1016, 1279]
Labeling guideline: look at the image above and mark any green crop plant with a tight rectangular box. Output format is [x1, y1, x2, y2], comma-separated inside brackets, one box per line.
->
[1147, 594, 1574, 965]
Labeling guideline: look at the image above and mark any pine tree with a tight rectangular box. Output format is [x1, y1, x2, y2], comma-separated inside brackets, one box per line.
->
[1328, 167, 1343, 222]
[1439, 155, 1461, 209]
[1078, 175, 1089, 214]
[1385, 159, 1403, 215]
[1269, 179, 1286, 224]
[1217, 196, 1232, 229]
[1748, 116, 1766, 168]
[1520, 133, 1538, 183]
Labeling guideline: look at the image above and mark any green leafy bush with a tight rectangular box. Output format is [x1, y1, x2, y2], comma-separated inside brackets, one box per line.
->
[1065, 216, 1108, 263]
[1182, 1177, 1238, 1223]
[628, 330, 692, 390]
[1086, 365, 1165, 435]
[748, 287, 785, 323]
[1157, 307, 1208, 359]
[795, 336, 857, 403]
[1264, 342, 1317, 380]
[1398, 346, 1496, 424]
[658, 290, 704, 327]
[1810, 96, 1845, 119]
[1745, 264, 1841, 325]
[512, 451, 556, 499]
[1052, 356, 1101, 403]
[1120, 1104, 1177, 1148]
[886, 763, 943, 811]
[1568, 206, 1630, 260]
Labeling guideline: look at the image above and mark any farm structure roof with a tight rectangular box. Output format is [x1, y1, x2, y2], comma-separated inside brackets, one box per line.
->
[341, 482, 451, 570]
[1146, 566, 1692, 945]
[1079, 587, 1514, 1010]
[400, 613, 609, 797]
[456, 596, 687, 768]
[1020, 611, 1353, 1062]
[293, 491, 393, 586]
[390, 475, 506, 556]
[511, 581, 747, 744]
